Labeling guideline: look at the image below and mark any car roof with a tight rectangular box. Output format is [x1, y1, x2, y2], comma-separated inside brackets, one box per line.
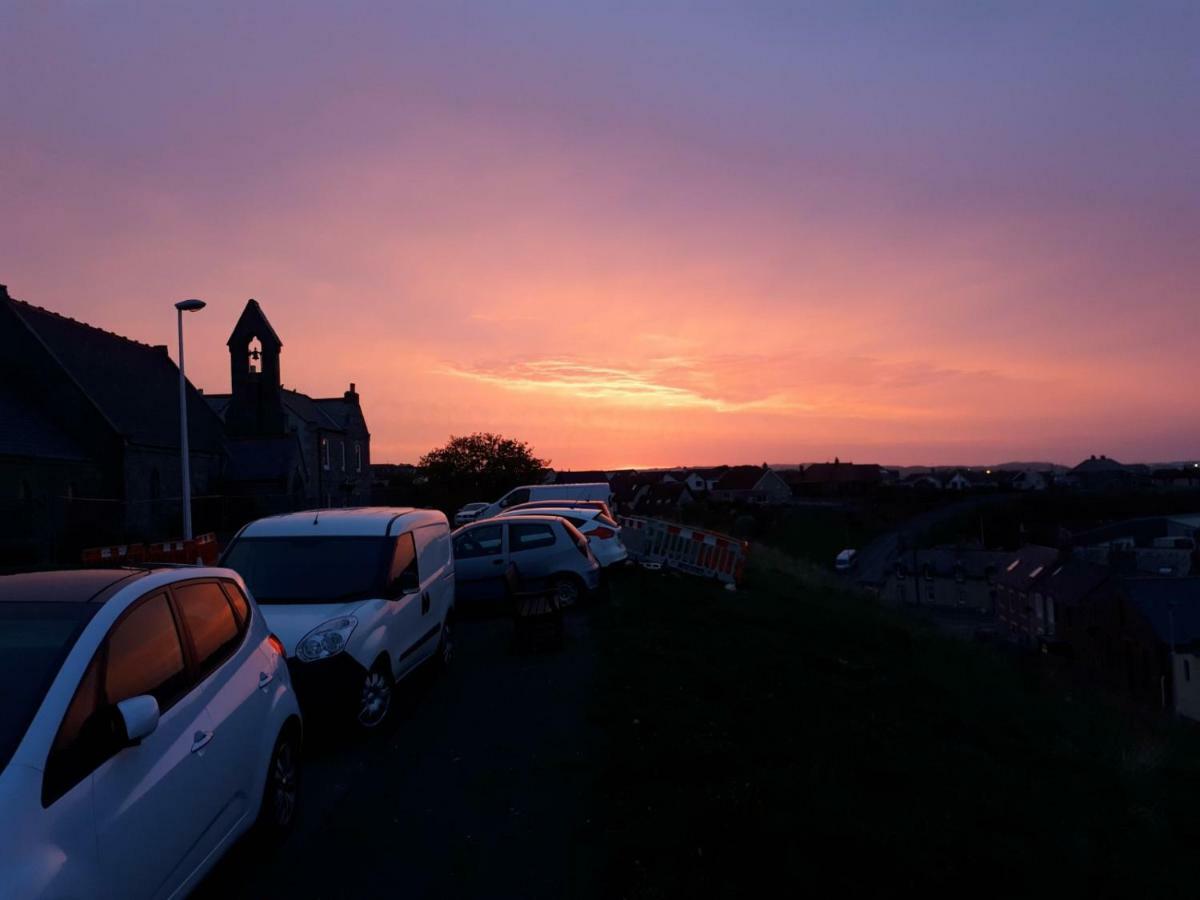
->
[236, 506, 446, 538]
[0, 569, 150, 604]
[501, 506, 600, 518]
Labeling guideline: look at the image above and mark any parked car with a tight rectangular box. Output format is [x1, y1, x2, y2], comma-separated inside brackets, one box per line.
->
[835, 548, 858, 571]
[497, 506, 628, 568]
[501, 498, 617, 522]
[220, 508, 455, 729]
[452, 515, 601, 606]
[475, 482, 612, 521]
[454, 502, 490, 527]
[0, 567, 302, 900]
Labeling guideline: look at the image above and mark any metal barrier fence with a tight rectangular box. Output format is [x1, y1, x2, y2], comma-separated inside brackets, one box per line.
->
[617, 516, 749, 586]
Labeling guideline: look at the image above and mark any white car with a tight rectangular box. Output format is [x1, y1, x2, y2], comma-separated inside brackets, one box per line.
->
[0, 567, 302, 900]
[453, 502, 489, 527]
[476, 482, 612, 521]
[221, 508, 455, 729]
[496, 506, 628, 568]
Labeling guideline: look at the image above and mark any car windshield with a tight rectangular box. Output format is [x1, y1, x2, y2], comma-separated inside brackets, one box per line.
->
[0, 601, 98, 774]
[222, 537, 394, 603]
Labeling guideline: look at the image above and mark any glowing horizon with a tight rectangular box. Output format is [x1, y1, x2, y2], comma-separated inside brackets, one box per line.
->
[2, 2, 1197, 468]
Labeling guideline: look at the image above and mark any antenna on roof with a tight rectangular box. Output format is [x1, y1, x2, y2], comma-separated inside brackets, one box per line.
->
[313, 509, 320, 525]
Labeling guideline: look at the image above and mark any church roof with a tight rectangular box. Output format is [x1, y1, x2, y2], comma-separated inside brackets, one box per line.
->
[227, 298, 282, 349]
[7, 294, 226, 453]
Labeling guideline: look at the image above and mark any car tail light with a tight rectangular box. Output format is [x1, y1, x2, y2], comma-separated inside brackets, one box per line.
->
[589, 527, 616, 540]
[267, 633, 287, 657]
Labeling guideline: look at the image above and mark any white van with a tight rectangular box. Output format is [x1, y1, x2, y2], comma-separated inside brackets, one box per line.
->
[221, 507, 454, 729]
[477, 482, 612, 521]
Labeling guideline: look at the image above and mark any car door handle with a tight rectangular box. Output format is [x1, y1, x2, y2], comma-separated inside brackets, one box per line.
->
[191, 730, 214, 753]
[258, 671, 274, 691]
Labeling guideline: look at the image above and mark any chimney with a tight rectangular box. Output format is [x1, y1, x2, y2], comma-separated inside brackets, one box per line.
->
[344, 382, 359, 402]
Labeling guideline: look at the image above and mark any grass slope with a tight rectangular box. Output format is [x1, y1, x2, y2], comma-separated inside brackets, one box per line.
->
[593, 555, 1200, 897]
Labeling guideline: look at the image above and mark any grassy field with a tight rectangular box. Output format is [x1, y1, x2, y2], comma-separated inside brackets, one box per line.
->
[592, 554, 1200, 897]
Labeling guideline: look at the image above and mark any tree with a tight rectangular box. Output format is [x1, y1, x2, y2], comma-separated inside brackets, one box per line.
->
[418, 433, 548, 508]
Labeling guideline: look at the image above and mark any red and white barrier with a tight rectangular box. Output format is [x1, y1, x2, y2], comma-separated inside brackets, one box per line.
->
[82, 533, 220, 567]
[617, 516, 749, 585]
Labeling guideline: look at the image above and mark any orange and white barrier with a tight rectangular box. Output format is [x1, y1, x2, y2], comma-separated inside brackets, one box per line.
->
[617, 516, 749, 586]
[82, 533, 220, 567]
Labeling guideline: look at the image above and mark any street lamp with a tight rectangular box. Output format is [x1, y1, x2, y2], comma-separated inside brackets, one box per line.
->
[175, 299, 206, 540]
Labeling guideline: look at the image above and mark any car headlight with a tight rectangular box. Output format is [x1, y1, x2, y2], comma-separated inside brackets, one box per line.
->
[296, 616, 358, 662]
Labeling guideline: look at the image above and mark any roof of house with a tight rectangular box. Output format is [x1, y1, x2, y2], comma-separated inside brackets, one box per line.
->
[1041, 557, 1112, 605]
[801, 462, 883, 484]
[1121, 577, 1200, 646]
[715, 465, 771, 491]
[636, 482, 692, 508]
[1071, 455, 1129, 473]
[996, 545, 1060, 591]
[948, 468, 997, 485]
[905, 548, 1009, 579]
[8, 296, 226, 453]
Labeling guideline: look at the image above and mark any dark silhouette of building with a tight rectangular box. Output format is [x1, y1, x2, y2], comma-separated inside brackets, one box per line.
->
[204, 299, 371, 510]
[0, 287, 371, 567]
[0, 285, 226, 565]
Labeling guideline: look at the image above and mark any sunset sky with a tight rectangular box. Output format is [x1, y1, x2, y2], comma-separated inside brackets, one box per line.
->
[3, 2, 1197, 468]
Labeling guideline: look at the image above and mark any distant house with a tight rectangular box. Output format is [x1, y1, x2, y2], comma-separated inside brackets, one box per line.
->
[885, 548, 1007, 611]
[1152, 467, 1200, 490]
[635, 482, 695, 515]
[1119, 578, 1200, 720]
[794, 460, 883, 496]
[944, 469, 998, 491]
[901, 472, 943, 491]
[710, 465, 792, 504]
[1009, 469, 1051, 492]
[1070, 455, 1143, 490]
[1040, 557, 1114, 653]
[662, 469, 722, 494]
[610, 472, 659, 512]
[995, 545, 1061, 644]
[1071, 516, 1198, 577]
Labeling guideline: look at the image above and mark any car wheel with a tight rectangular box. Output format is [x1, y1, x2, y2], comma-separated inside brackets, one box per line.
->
[256, 726, 300, 841]
[551, 575, 581, 607]
[357, 660, 394, 729]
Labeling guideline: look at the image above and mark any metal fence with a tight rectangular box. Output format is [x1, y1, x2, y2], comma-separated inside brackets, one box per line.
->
[618, 515, 749, 586]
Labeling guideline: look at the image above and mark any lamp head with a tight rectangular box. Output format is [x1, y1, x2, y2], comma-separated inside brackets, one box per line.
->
[175, 299, 206, 312]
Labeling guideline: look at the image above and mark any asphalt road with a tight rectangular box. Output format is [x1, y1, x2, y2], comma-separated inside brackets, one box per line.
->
[195, 609, 605, 899]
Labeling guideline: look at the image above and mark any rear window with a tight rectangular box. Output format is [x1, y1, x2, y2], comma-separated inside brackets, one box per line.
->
[221, 536, 394, 603]
[174, 582, 242, 677]
[509, 523, 557, 551]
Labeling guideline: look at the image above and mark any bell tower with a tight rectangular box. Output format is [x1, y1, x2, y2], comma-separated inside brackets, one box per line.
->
[225, 299, 285, 436]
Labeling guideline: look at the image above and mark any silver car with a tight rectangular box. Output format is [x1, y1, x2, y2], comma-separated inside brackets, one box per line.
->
[452, 515, 601, 606]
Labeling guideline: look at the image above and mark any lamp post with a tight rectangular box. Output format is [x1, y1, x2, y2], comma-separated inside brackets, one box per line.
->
[175, 299, 206, 540]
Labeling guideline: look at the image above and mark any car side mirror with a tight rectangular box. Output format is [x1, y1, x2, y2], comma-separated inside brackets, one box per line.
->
[387, 570, 420, 599]
[116, 695, 160, 746]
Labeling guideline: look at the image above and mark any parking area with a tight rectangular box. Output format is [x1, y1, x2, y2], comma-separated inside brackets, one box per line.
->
[195, 607, 606, 899]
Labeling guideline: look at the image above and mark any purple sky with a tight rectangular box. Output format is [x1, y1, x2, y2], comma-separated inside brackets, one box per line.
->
[3, 1, 1198, 466]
